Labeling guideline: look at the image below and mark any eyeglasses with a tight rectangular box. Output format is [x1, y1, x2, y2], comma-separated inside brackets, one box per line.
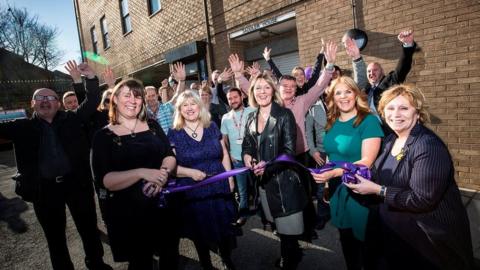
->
[33, 95, 58, 101]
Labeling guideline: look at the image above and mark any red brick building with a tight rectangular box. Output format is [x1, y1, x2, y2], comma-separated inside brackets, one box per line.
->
[74, 0, 480, 189]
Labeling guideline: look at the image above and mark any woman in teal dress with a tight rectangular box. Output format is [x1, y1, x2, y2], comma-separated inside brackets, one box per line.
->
[310, 76, 383, 270]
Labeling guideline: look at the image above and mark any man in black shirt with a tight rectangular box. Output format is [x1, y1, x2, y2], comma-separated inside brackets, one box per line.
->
[0, 61, 112, 270]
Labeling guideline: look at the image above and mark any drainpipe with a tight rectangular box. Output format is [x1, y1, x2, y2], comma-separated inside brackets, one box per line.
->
[73, 0, 85, 62]
[203, 0, 215, 71]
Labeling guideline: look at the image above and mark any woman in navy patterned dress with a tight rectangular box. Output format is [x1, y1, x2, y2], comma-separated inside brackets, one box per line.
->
[168, 90, 237, 270]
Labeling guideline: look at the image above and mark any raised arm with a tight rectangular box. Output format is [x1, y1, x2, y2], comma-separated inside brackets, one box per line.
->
[344, 36, 368, 90]
[102, 67, 116, 89]
[216, 67, 234, 105]
[391, 29, 416, 84]
[229, 54, 250, 96]
[169, 62, 186, 105]
[303, 39, 325, 91]
[263, 47, 282, 79]
[74, 62, 101, 122]
[65, 60, 86, 103]
[301, 40, 336, 109]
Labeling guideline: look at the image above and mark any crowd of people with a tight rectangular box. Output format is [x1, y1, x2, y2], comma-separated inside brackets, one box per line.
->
[0, 29, 475, 270]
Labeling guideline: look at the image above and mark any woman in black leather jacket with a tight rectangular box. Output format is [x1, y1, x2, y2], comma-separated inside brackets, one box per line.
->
[242, 73, 310, 270]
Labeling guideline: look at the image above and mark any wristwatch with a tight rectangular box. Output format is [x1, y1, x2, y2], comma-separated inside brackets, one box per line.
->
[379, 185, 387, 198]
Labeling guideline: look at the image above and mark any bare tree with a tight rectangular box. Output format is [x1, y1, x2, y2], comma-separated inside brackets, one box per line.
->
[35, 25, 64, 70]
[0, 5, 64, 70]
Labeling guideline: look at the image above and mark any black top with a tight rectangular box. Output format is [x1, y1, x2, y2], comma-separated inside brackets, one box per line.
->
[91, 120, 174, 191]
[90, 120, 175, 261]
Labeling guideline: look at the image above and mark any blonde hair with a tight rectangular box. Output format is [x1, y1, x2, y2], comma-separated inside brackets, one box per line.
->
[248, 73, 283, 108]
[378, 84, 430, 123]
[325, 76, 370, 130]
[109, 78, 147, 124]
[98, 89, 112, 111]
[172, 90, 211, 130]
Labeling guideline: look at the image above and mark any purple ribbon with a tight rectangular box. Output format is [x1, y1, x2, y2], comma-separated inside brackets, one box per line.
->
[148, 154, 371, 207]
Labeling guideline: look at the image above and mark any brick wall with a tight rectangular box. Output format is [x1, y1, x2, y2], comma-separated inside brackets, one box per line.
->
[296, 0, 480, 189]
[75, 0, 480, 189]
[76, 0, 207, 77]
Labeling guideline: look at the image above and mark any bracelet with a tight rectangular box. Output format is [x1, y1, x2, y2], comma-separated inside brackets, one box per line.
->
[325, 63, 335, 71]
[379, 185, 387, 197]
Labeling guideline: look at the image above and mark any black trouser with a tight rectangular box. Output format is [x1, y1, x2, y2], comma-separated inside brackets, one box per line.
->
[279, 234, 302, 270]
[193, 239, 234, 270]
[33, 179, 104, 270]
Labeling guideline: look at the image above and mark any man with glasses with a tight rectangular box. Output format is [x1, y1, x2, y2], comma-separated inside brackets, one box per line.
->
[0, 61, 112, 270]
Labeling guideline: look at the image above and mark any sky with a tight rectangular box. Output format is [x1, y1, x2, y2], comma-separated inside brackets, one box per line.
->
[1, 0, 81, 73]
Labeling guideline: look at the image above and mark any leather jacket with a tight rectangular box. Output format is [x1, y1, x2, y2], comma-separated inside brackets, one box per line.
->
[242, 102, 309, 218]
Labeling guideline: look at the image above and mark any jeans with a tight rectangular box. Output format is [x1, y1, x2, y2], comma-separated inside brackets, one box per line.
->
[233, 160, 249, 217]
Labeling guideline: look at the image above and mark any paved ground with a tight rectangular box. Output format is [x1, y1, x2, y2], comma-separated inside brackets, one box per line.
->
[0, 148, 347, 270]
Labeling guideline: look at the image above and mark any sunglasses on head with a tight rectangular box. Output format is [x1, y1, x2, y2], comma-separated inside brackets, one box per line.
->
[33, 95, 58, 101]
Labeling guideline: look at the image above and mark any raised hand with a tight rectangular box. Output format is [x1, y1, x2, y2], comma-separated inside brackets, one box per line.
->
[398, 29, 414, 45]
[324, 40, 337, 64]
[65, 60, 82, 83]
[228, 54, 244, 75]
[77, 62, 96, 79]
[102, 67, 116, 88]
[262, 47, 272, 61]
[170, 62, 186, 81]
[218, 67, 234, 83]
[344, 36, 360, 60]
[246, 62, 261, 78]
[320, 38, 325, 54]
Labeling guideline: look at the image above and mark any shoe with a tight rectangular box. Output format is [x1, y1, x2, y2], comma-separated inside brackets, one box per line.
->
[235, 217, 247, 227]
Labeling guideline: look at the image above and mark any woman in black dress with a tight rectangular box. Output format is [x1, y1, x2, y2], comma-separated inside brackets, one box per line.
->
[91, 78, 178, 270]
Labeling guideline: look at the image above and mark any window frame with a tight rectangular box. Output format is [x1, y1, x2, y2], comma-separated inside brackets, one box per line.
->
[119, 0, 132, 34]
[100, 16, 110, 49]
[90, 26, 98, 54]
[147, 0, 161, 17]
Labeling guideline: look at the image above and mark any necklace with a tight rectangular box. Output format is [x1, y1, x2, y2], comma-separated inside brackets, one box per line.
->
[185, 122, 201, 138]
[119, 118, 138, 138]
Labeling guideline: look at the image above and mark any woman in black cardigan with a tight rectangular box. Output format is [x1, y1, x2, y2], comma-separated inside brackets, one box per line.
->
[345, 84, 474, 270]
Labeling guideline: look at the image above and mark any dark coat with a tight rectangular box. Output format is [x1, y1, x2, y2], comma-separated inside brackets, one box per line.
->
[366, 42, 417, 108]
[372, 123, 474, 269]
[242, 102, 309, 218]
[0, 78, 101, 202]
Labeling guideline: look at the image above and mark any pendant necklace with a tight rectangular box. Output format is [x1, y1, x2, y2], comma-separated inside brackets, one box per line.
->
[186, 122, 201, 138]
[120, 118, 138, 138]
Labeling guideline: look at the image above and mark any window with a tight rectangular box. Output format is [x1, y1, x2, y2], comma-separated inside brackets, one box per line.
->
[100, 16, 110, 49]
[120, 0, 132, 34]
[90, 26, 98, 54]
[148, 0, 161, 15]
